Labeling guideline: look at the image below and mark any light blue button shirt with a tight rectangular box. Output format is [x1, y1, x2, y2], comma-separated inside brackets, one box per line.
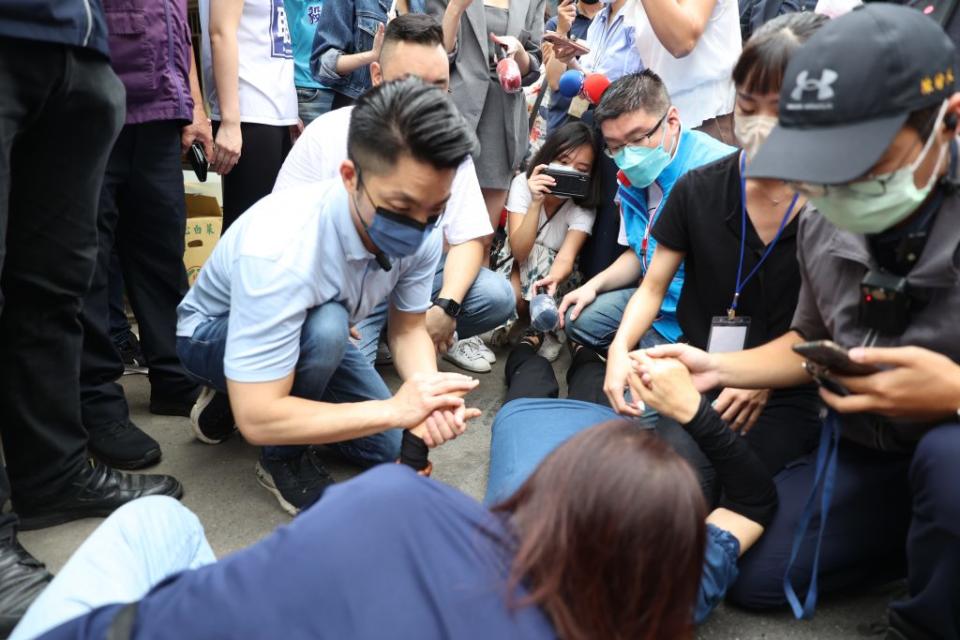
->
[177, 180, 443, 382]
[579, 4, 643, 82]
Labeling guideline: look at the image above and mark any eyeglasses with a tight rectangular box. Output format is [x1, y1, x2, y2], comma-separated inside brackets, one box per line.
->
[603, 111, 669, 158]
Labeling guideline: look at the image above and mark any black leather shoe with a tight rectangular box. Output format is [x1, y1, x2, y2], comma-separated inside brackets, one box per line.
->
[87, 420, 161, 470]
[0, 538, 52, 636]
[14, 460, 183, 531]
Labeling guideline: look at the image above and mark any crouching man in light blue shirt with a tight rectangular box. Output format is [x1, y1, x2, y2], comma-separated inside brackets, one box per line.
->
[175, 78, 481, 515]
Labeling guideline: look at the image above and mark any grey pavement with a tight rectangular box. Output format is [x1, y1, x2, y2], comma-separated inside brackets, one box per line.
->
[20, 345, 893, 639]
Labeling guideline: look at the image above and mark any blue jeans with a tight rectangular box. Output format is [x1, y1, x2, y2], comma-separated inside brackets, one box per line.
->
[176, 302, 401, 464]
[11, 496, 216, 640]
[355, 259, 515, 363]
[296, 86, 335, 126]
[564, 288, 668, 350]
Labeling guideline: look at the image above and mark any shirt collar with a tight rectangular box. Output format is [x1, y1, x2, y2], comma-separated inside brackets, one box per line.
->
[331, 182, 376, 263]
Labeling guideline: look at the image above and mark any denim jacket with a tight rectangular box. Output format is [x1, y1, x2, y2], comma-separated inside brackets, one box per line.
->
[311, 0, 425, 99]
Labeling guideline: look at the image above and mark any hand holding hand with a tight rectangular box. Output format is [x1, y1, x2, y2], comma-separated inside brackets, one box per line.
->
[389, 372, 479, 437]
[632, 343, 721, 393]
[629, 352, 702, 424]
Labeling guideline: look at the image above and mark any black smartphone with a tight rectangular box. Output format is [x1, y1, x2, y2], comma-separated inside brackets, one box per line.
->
[802, 361, 850, 397]
[189, 142, 208, 182]
[792, 340, 880, 376]
[542, 163, 590, 199]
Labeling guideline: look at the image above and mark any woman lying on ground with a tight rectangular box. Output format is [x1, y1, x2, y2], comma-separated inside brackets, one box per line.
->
[17, 419, 707, 640]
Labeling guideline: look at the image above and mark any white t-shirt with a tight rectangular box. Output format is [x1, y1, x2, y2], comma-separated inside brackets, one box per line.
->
[505, 173, 595, 252]
[631, 0, 741, 128]
[273, 106, 493, 246]
[177, 180, 442, 383]
[199, 0, 298, 126]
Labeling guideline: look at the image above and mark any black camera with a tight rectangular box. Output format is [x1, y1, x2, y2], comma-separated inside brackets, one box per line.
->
[543, 163, 590, 200]
[859, 270, 911, 335]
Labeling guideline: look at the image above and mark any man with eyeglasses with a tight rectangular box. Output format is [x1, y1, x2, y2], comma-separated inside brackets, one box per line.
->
[641, 6, 960, 636]
[175, 78, 481, 515]
[558, 71, 733, 358]
[275, 13, 514, 375]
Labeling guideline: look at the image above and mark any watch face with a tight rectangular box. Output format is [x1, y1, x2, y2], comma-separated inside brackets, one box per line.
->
[437, 298, 461, 317]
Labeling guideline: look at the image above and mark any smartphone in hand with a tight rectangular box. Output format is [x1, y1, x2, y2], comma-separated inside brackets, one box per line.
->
[792, 340, 880, 377]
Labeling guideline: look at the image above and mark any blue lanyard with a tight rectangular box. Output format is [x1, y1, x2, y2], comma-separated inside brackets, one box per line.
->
[729, 152, 799, 317]
[783, 410, 842, 620]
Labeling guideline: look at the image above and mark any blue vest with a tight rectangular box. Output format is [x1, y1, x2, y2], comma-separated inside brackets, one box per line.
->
[620, 129, 735, 341]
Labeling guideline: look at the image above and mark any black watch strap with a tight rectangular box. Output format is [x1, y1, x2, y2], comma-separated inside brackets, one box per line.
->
[434, 297, 462, 318]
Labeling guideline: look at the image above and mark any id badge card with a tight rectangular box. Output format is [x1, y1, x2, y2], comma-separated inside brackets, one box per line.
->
[707, 316, 751, 353]
[567, 95, 589, 119]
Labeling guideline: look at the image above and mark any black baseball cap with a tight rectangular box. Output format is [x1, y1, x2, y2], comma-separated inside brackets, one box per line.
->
[747, 4, 956, 184]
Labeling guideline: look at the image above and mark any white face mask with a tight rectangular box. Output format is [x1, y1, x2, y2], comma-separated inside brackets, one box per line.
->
[734, 114, 778, 161]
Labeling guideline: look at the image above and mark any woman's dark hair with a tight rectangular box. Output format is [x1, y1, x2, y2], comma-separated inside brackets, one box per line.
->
[494, 421, 707, 640]
[732, 12, 828, 95]
[348, 77, 479, 175]
[525, 122, 601, 208]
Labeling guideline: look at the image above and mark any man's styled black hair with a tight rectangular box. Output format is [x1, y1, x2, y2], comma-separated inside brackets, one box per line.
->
[595, 70, 671, 126]
[383, 12, 444, 50]
[348, 77, 479, 175]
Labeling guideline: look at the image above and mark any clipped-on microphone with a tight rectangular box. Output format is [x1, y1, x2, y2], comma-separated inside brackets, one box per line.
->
[374, 252, 392, 272]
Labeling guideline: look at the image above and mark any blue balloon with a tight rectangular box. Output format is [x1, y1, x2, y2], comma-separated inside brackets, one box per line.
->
[557, 69, 585, 98]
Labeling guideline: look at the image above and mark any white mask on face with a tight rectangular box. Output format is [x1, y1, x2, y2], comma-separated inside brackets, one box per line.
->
[734, 114, 778, 161]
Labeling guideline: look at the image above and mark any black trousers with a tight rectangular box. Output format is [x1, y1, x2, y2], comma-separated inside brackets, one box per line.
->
[0, 39, 125, 538]
[216, 122, 292, 231]
[504, 344, 822, 507]
[80, 121, 197, 430]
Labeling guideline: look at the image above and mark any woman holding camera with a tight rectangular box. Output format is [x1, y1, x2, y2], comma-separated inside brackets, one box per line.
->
[496, 122, 600, 360]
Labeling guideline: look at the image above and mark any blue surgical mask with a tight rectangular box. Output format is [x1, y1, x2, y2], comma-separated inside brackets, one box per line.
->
[613, 124, 677, 188]
[354, 182, 434, 259]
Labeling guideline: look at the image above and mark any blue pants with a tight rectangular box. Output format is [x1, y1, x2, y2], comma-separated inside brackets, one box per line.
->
[296, 86, 336, 126]
[728, 424, 960, 639]
[11, 496, 216, 640]
[177, 302, 401, 464]
[563, 288, 668, 350]
[355, 257, 515, 363]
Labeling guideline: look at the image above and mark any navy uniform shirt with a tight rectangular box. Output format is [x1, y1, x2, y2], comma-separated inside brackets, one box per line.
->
[40, 466, 556, 640]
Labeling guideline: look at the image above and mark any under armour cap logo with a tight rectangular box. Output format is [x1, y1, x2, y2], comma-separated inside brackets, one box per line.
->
[791, 69, 839, 101]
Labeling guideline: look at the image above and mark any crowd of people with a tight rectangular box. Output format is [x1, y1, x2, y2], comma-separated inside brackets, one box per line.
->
[1, 0, 960, 638]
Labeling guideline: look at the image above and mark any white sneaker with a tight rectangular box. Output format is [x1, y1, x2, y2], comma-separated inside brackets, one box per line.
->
[442, 337, 492, 373]
[464, 335, 496, 364]
[375, 341, 393, 366]
[538, 332, 563, 362]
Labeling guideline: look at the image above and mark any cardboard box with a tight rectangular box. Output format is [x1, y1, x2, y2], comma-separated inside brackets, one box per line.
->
[184, 193, 222, 286]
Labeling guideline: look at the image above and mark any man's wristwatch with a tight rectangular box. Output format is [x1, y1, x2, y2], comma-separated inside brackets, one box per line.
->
[433, 297, 462, 319]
